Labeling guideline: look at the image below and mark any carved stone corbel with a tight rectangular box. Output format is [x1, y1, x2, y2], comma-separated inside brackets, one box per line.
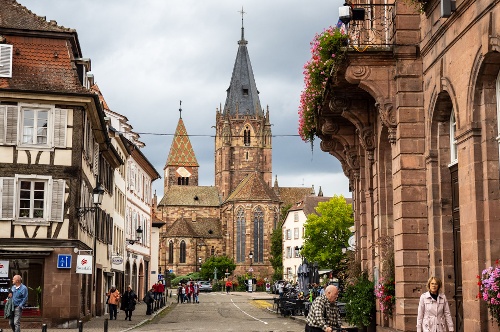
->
[321, 118, 340, 135]
[356, 127, 375, 163]
[376, 101, 397, 144]
[328, 97, 350, 116]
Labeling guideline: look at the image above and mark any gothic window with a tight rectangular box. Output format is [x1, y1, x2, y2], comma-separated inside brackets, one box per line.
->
[236, 208, 246, 262]
[244, 126, 251, 146]
[180, 240, 186, 263]
[168, 241, 173, 264]
[450, 112, 457, 164]
[253, 206, 264, 263]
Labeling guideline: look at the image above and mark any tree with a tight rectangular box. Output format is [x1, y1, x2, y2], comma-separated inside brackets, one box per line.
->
[199, 255, 236, 281]
[301, 195, 353, 271]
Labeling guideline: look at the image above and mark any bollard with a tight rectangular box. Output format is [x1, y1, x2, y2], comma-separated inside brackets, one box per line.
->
[104, 318, 108, 332]
[78, 320, 83, 332]
[41, 324, 47, 332]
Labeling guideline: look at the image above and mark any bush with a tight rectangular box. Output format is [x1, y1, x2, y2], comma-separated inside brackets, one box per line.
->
[341, 271, 375, 328]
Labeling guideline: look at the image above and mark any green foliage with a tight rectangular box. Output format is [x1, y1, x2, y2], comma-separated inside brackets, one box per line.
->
[342, 271, 375, 328]
[199, 255, 236, 281]
[171, 272, 199, 285]
[270, 227, 283, 280]
[301, 195, 354, 270]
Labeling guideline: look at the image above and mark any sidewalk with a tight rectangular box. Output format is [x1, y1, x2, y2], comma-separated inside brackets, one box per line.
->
[22, 301, 171, 332]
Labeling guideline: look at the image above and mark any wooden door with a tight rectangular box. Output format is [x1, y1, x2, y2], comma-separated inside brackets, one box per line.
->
[450, 164, 463, 332]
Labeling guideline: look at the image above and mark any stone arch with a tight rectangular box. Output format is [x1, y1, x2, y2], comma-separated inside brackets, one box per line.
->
[138, 261, 144, 300]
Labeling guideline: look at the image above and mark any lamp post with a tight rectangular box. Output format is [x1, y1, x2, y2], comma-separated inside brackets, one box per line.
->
[248, 251, 254, 292]
[198, 257, 202, 271]
[76, 183, 105, 315]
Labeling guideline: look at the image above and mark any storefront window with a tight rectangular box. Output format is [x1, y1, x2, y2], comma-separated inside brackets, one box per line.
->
[0, 258, 44, 317]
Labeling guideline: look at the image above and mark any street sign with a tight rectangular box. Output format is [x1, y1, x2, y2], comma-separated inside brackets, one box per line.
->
[158, 274, 164, 280]
[76, 255, 92, 274]
[57, 254, 72, 269]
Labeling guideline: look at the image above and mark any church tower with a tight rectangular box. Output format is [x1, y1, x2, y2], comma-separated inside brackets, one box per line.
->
[164, 103, 199, 193]
[215, 15, 272, 200]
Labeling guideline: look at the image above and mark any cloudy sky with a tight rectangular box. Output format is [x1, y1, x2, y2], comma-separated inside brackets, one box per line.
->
[18, 0, 350, 198]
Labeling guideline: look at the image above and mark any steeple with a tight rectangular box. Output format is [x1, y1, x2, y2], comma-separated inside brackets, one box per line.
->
[223, 8, 262, 117]
[164, 103, 199, 192]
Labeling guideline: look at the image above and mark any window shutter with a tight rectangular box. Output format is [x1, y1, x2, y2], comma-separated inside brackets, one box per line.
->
[93, 142, 99, 177]
[0, 44, 13, 78]
[0, 106, 5, 144]
[53, 109, 67, 148]
[5, 106, 18, 145]
[50, 179, 65, 222]
[0, 178, 15, 219]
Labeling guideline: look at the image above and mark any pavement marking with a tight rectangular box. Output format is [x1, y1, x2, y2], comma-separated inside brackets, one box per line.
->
[231, 298, 269, 325]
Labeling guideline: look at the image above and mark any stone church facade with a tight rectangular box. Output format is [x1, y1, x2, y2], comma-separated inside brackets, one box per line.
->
[155, 25, 312, 279]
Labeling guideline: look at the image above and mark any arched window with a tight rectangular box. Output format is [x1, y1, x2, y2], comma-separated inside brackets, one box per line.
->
[180, 240, 186, 263]
[168, 241, 174, 264]
[253, 206, 264, 263]
[244, 126, 251, 146]
[236, 208, 246, 262]
[450, 112, 458, 164]
[177, 177, 189, 185]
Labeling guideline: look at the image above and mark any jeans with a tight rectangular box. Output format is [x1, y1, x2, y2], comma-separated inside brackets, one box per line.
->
[108, 304, 117, 319]
[9, 307, 22, 332]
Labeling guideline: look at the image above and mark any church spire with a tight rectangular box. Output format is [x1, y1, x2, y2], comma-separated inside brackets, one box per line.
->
[223, 9, 261, 117]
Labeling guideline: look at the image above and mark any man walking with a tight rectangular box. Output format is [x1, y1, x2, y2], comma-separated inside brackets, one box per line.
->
[10, 275, 28, 332]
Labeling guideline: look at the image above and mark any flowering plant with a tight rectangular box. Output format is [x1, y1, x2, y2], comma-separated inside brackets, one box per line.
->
[298, 25, 348, 143]
[374, 277, 395, 317]
[478, 260, 500, 325]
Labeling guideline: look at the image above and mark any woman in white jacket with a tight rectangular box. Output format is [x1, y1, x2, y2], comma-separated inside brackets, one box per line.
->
[417, 277, 454, 332]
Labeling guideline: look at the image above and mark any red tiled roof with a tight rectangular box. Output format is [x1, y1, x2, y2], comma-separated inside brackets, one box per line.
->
[165, 118, 199, 168]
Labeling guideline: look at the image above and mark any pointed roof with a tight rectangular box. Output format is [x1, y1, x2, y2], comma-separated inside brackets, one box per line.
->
[223, 19, 262, 117]
[165, 113, 199, 168]
[225, 172, 280, 203]
[164, 217, 222, 239]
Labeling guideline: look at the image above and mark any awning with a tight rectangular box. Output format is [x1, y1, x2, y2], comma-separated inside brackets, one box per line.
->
[0, 247, 54, 256]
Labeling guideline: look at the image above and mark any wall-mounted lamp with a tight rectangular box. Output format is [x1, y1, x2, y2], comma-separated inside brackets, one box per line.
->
[76, 183, 105, 217]
[249, 250, 253, 266]
[339, 3, 365, 24]
[127, 226, 143, 245]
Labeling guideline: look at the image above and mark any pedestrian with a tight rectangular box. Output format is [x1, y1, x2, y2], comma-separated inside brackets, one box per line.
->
[193, 282, 199, 304]
[106, 285, 120, 320]
[189, 282, 195, 303]
[177, 283, 183, 303]
[278, 281, 284, 299]
[181, 283, 187, 303]
[305, 285, 341, 332]
[3, 290, 14, 320]
[120, 285, 137, 321]
[416, 276, 454, 332]
[145, 287, 154, 315]
[157, 281, 165, 307]
[10, 274, 28, 332]
[225, 279, 232, 294]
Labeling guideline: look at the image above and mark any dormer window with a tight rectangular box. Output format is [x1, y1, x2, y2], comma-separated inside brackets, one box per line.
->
[0, 44, 13, 78]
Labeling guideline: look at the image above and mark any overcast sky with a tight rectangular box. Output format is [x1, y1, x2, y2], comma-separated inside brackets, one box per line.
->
[18, 0, 350, 198]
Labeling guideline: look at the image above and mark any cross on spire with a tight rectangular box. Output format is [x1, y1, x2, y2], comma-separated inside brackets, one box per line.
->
[238, 6, 246, 41]
[179, 100, 182, 119]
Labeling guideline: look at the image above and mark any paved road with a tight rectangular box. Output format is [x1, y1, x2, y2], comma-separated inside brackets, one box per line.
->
[139, 291, 306, 332]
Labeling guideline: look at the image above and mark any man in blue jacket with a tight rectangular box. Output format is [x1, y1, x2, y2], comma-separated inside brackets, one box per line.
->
[10, 275, 28, 332]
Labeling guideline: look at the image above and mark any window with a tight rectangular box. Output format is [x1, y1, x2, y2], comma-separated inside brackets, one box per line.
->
[294, 212, 299, 222]
[22, 109, 48, 145]
[450, 112, 458, 164]
[177, 177, 189, 185]
[0, 176, 64, 223]
[168, 241, 173, 264]
[253, 207, 264, 263]
[0, 44, 13, 78]
[244, 127, 251, 146]
[180, 240, 186, 263]
[236, 208, 246, 262]
[286, 229, 291, 240]
[286, 246, 291, 258]
[294, 228, 299, 239]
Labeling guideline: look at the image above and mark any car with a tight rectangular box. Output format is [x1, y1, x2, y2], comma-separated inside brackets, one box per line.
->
[198, 280, 212, 292]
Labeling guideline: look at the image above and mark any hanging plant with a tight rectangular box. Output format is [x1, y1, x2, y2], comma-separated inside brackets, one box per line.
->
[298, 25, 348, 144]
[478, 260, 500, 325]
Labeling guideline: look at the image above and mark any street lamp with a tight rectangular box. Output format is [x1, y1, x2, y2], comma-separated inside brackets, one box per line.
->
[198, 257, 202, 271]
[127, 226, 143, 245]
[249, 250, 253, 266]
[76, 183, 105, 315]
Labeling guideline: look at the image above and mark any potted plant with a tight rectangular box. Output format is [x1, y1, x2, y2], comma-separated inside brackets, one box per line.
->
[342, 271, 376, 331]
[298, 25, 348, 144]
[478, 260, 500, 325]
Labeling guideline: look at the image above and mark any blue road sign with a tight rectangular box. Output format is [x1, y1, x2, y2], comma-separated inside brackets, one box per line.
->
[57, 254, 72, 269]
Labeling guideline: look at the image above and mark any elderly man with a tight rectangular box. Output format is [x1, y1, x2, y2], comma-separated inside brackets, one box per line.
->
[305, 284, 342, 332]
[10, 275, 28, 332]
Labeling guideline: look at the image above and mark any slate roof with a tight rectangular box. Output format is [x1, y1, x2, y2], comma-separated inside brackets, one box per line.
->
[277, 187, 315, 207]
[223, 25, 262, 117]
[0, 0, 87, 93]
[289, 196, 332, 216]
[158, 186, 220, 207]
[165, 117, 199, 168]
[164, 217, 222, 239]
[225, 172, 280, 203]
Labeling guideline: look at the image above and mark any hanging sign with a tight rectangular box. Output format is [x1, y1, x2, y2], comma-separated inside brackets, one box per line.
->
[112, 256, 123, 265]
[76, 255, 93, 274]
[0, 260, 9, 278]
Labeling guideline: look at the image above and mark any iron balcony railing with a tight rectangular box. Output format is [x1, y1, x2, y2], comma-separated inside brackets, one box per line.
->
[347, 3, 396, 49]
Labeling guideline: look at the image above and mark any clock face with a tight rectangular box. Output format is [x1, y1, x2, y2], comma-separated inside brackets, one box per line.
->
[176, 167, 191, 177]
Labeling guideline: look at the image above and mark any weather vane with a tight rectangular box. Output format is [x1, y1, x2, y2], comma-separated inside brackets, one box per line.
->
[179, 100, 182, 119]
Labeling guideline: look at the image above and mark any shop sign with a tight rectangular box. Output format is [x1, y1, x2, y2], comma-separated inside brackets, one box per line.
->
[112, 256, 123, 265]
[0, 260, 9, 278]
[76, 255, 93, 274]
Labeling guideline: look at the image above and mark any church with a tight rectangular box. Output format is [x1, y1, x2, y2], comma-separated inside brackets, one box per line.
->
[153, 22, 316, 279]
